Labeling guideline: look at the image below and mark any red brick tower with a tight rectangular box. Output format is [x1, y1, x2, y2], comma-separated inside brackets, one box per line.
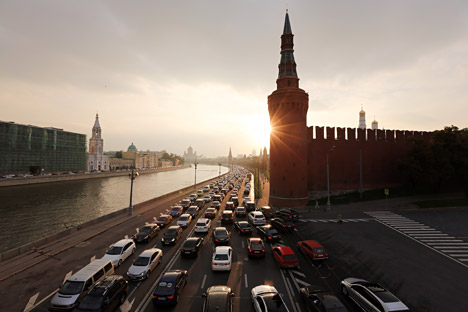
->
[268, 10, 309, 208]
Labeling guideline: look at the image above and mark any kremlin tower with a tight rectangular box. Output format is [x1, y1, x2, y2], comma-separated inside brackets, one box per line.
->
[268, 11, 309, 207]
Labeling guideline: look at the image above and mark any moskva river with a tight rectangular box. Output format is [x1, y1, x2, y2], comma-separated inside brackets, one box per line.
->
[0, 164, 229, 253]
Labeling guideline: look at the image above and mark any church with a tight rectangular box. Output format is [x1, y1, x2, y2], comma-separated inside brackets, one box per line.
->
[87, 114, 109, 172]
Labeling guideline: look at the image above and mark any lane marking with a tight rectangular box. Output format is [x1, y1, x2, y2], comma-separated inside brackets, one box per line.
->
[295, 278, 311, 287]
[279, 269, 298, 312]
[201, 274, 207, 289]
[449, 254, 468, 257]
[244, 274, 248, 288]
[421, 240, 463, 242]
[23, 293, 39, 312]
[426, 242, 468, 245]
[242, 241, 245, 248]
[291, 270, 306, 277]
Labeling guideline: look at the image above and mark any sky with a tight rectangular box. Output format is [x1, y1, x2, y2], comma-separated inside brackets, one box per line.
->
[1, 0, 468, 158]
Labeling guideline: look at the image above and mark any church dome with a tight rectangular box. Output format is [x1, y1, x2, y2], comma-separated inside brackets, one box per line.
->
[128, 143, 137, 152]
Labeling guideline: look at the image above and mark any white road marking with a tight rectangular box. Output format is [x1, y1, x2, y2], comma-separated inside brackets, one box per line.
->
[441, 250, 468, 253]
[433, 246, 468, 249]
[449, 254, 468, 257]
[291, 270, 306, 277]
[421, 240, 463, 242]
[426, 242, 468, 245]
[63, 270, 73, 284]
[119, 298, 135, 312]
[23, 293, 39, 312]
[295, 278, 311, 287]
[244, 274, 248, 288]
[201, 274, 207, 289]
[280, 270, 298, 312]
[459, 259, 468, 261]
[242, 241, 245, 248]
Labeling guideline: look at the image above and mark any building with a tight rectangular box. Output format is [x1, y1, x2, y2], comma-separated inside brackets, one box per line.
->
[0, 121, 87, 174]
[268, 11, 432, 208]
[110, 143, 158, 170]
[371, 118, 379, 130]
[87, 114, 109, 171]
[183, 146, 197, 163]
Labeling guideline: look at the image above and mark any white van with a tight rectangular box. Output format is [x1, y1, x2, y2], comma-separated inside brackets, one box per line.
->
[49, 259, 114, 311]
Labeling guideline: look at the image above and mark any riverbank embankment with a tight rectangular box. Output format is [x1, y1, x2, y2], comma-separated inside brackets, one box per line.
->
[0, 165, 191, 188]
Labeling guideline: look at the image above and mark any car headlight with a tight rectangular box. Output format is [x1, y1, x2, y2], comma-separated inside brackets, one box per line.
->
[170, 238, 175, 242]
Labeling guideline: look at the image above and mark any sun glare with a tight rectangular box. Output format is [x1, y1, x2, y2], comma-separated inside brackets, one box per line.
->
[244, 115, 271, 150]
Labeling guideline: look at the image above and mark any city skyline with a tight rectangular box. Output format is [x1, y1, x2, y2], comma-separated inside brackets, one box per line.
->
[2, 1, 468, 157]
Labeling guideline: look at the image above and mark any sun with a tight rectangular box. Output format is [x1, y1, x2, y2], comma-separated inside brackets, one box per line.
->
[244, 115, 271, 150]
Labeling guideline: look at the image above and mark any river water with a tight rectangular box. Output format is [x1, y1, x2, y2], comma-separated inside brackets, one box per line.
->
[0, 164, 229, 253]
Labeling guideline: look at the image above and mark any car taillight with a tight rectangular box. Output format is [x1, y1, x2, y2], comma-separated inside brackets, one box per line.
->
[181, 250, 184, 252]
[262, 249, 265, 252]
[167, 295, 174, 300]
[283, 225, 287, 227]
[226, 262, 230, 265]
[152, 295, 157, 299]
[278, 235, 281, 238]
[248, 249, 252, 252]
[213, 262, 217, 265]
[292, 224, 295, 226]
[226, 238, 230, 241]
[216, 239, 219, 241]
[268, 236, 271, 239]
[254, 219, 257, 221]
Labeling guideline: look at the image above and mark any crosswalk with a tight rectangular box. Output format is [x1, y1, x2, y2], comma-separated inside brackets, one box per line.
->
[366, 211, 468, 268]
[299, 218, 373, 223]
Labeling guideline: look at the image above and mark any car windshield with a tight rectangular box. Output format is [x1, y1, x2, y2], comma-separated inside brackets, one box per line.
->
[183, 240, 197, 248]
[223, 213, 232, 217]
[133, 256, 150, 266]
[283, 254, 297, 260]
[188, 208, 196, 213]
[251, 242, 263, 249]
[171, 207, 180, 212]
[196, 222, 207, 226]
[165, 229, 177, 236]
[206, 293, 229, 310]
[268, 229, 279, 235]
[59, 281, 84, 295]
[263, 293, 288, 312]
[156, 281, 174, 291]
[157, 216, 167, 222]
[314, 248, 324, 253]
[215, 230, 227, 237]
[179, 216, 189, 221]
[367, 285, 400, 302]
[140, 226, 152, 233]
[106, 246, 123, 255]
[181, 200, 190, 205]
[77, 294, 104, 310]
[214, 254, 229, 260]
[239, 223, 249, 228]
[206, 209, 215, 213]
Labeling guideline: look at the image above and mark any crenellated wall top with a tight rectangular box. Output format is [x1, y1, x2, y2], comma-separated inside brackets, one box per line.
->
[307, 126, 433, 142]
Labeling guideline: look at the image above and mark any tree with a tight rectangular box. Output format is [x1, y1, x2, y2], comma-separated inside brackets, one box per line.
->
[115, 151, 123, 158]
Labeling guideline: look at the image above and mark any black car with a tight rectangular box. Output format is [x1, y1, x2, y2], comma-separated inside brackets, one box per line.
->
[152, 270, 188, 305]
[204, 208, 217, 219]
[220, 211, 234, 224]
[234, 221, 253, 235]
[180, 199, 191, 209]
[231, 197, 239, 207]
[202, 285, 235, 312]
[186, 206, 200, 218]
[133, 223, 160, 243]
[300, 285, 348, 312]
[74, 275, 128, 312]
[212, 227, 231, 245]
[235, 207, 247, 218]
[180, 237, 203, 257]
[276, 208, 299, 221]
[256, 224, 281, 243]
[270, 218, 295, 232]
[258, 206, 275, 219]
[162, 225, 183, 245]
[212, 201, 221, 210]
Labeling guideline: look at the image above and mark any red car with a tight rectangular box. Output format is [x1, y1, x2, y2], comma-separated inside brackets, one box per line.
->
[297, 240, 328, 261]
[247, 237, 265, 258]
[272, 246, 299, 268]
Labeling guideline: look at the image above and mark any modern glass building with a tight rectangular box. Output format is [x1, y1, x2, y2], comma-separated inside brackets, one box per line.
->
[0, 121, 87, 174]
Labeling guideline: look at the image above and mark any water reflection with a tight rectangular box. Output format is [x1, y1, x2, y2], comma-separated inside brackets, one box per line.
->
[0, 165, 228, 253]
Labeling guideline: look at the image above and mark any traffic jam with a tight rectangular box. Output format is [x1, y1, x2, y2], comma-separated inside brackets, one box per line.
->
[46, 167, 409, 312]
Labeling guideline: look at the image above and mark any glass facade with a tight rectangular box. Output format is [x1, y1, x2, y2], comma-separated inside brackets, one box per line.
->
[0, 121, 87, 174]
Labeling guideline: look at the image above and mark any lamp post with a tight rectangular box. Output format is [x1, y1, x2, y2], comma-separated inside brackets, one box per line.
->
[326, 146, 335, 211]
[194, 161, 198, 191]
[218, 162, 221, 178]
[128, 167, 139, 216]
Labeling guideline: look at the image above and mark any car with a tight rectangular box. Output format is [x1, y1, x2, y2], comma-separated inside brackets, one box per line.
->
[270, 218, 295, 232]
[272, 246, 298, 268]
[300, 285, 348, 312]
[212, 246, 233, 271]
[203, 195, 211, 203]
[180, 199, 191, 209]
[251, 285, 289, 312]
[188, 193, 198, 202]
[247, 237, 265, 257]
[212, 201, 221, 210]
[235, 206, 247, 218]
[152, 270, 188, 305]
[203, 185, 211, 192]
[221, 210, 234, 224]
[213, 227, 231, 245]
[297, 240, 328, 261]
[204, 207, 217, 219]
[177, 214, 192, 228]
[246, 201, 256, 212]
[186, 206, 200, 218]
[225, 201, 235, 210]
[195, 198, 205, 209]
[162, 225, 183, 245]
[276, 208, 299, 221]
[101, 239, 136, 268]
[244, 187, 250, 195]
[194, 218, 212, 233]
[213, 195, 222, 203]
[74, 275, 128, 312]
[127, 248, 163, 280]
[169, 206, 183, 217]
[155, 214, 172, 228]
[180, 237, 203, 257]
[197, 189, 204, 196]
[202, 285, 235, 312]
[133, 223, 160, 243]
[248, 211, 266, 226]
[231, 196, 239, 207]
[256, 224, 281, 243]
[258, 206, 275, 219]
[340, 278, 409, 312]
[234, 221, 253, 235]
[209, 192, 215, 199]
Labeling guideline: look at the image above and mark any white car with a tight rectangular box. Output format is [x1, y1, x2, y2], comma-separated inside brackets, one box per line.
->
[341, 277, 409, 311]
[203, 185, 210, 192]
[212, 246, 233, 271]
[194, 218, 212, 233]
[127, 248, 163, 280]
[177, 214, 192, 228]
[248, 211, 266, 225]
[101, 239, 136, 268]
[251, 285, 290, 312]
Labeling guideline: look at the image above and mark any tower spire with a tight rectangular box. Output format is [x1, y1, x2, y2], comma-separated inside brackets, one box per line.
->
[277, 10, 299, 89]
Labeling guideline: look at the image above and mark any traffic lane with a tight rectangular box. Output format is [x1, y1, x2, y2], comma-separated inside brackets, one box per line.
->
[294, 218, 468, 311]
[400, 208, 468, 239]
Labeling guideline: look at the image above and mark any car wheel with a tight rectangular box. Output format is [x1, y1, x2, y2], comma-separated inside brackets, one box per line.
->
[341, 285, 348, 296]
[119, 292, 127, 305]
[117, 260, 122, 268]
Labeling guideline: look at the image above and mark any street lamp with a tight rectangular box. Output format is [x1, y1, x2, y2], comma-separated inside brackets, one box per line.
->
[128, 167, 139, 216]
[218, 162, 221, 178]
[194, 161, 198, 191]
[326, 146, 335, 211]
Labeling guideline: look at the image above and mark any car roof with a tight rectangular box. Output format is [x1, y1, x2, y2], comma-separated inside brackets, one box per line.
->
[167, 225, 181, 230]
[198, 218, 209, 222]
[161, 270, 185, 281]
[180, 214, 191, 218]
[223, 210, 233, 214]
[274, 246, 294, 255]
[301, 240, 323, 248]
[248, 237, 262, 243]
[139, 248, 161, 257]
[185, 237, 200, 242]
[112, 239, 134, 247]
[214, 246, 232, 254]
[207, 285, 231, 293]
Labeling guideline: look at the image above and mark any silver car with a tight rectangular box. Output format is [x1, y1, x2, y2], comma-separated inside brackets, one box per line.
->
[341, 278, 409, 312]
[127, 248, 163, 280]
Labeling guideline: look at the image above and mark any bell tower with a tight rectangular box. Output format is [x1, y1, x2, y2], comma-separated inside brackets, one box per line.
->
[268, 10, 309, 207]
